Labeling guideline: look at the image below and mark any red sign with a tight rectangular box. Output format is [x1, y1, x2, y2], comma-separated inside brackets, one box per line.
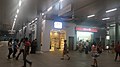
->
[76, 27, 98, 32]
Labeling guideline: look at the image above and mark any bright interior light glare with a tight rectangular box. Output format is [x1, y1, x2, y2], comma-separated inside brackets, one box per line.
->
[77, 31, 93, 41]
[19, 0, 22, 7]
[47, 6, 53, 12]
[17, 9, 19, 14]
[102, 17, 110, 20]
[106, 8, 117, 13]
[87, 14, 95, 18]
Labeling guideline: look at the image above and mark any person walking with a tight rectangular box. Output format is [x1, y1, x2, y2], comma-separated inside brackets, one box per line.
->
[22, 38, 32, 67]
[114, 41, 120, 61]
[91, 43, 99, 67]
[12, 39, 19, 58]
[8, 38, 13, 59]
[61, 40, 70, 60]
[16, 38, 25, 60]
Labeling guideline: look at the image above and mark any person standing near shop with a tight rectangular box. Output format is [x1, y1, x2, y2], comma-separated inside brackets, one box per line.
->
[85, 40, 89, 54]
[61, 40, 70, 60]
[91, 43, 99, 67]
[22, 37, 32, 67]
[8, 38, 13, 59]
[30, 39, 37, 54]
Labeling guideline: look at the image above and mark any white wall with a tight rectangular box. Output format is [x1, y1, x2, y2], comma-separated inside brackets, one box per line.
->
[41, 20, 54, 51]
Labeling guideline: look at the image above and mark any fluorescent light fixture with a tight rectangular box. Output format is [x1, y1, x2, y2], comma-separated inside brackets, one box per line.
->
[15, 15, 18, 18]
[12, 21, 16, 30]
[19, 0, 22, 7]
[87, 14, 95, 18]
[60, 0, 63, 2]
[102, 17, 110, 20]
[17, 9, 19, 14]
[106, 8, 117, 13]
[106, 36, 110, 40]
[110, 24, 115, 26]
[29, 23, 32, 25]
[42, 13, 44, 15]
[47, 6, 53, 12]
[14, 18, 16, 21]
[32, 20, 34, 23]
[35, 18, 38, 20]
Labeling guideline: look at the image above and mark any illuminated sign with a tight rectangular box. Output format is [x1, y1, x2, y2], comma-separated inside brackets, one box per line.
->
[76, 27, 98, 32]
[54, 22, 62, 29]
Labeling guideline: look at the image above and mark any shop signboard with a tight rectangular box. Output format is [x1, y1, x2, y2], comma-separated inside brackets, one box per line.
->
[76, 27, 98, 32]
[54, 22, 62, 29]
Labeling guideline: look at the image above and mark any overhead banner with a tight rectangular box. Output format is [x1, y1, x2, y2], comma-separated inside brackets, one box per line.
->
[76, 27, 98, 32]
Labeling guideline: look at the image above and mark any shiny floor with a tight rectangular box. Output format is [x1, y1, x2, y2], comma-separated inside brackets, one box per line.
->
[0, 41, 120, 67]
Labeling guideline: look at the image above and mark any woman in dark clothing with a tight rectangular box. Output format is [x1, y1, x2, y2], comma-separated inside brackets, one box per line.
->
[30, 39, 37, 54]
[61, 40, 70, 60]
[8, 38, 13, 59]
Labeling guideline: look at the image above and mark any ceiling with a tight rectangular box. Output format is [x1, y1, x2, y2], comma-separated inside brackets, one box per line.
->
[0, 0, 120, 35]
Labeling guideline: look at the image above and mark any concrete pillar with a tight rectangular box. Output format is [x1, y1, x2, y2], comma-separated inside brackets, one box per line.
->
[36, 13, 42, 51]
[115, 9, 119, 43]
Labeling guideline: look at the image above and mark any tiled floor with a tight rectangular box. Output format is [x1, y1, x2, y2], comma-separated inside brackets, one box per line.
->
[0, 41, 120, 67]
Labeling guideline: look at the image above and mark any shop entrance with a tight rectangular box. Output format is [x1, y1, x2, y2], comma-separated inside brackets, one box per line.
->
[50, 30, 66, 51]
[77, 31, 93, 42]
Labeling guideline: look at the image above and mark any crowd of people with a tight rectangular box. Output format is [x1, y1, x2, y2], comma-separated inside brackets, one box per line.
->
[7, 38, 120, 67]
[7, 38, 37, 67]
[76, 40, 120, 67]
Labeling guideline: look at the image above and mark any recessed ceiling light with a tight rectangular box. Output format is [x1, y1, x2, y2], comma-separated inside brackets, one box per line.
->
[47, 6, 53, 12]
[17, 9, 19, 14]
[15, 14, 18, 18]
[19, 0, 22, 7]
[87, 14, 95, 18]
[106, 8, 117, 13]
[102, 17, 110, 20]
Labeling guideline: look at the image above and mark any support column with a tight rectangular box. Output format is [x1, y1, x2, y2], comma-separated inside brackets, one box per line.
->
[115, 23, 119, 43]
[115, 9, 119, 43]
[36, 13, 42, 51]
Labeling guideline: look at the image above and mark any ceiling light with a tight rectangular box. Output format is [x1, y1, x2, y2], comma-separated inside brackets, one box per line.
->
[106, 8, 117, 13]
[17, 9, 19, 14]
[32, 20, 34, 23]
[102, 17, 110, 20]
[60, 0, 63, 2]
[42, 13, 44, 15]
[14, 18, 16, 21]
[12, 21, 16, 30]
[15, 15, 18, 18]
[47, 6, 53, 12]
[87, 14, 95, 18]
[35, 18, 38, 20]
[19, 0, 22, 7]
